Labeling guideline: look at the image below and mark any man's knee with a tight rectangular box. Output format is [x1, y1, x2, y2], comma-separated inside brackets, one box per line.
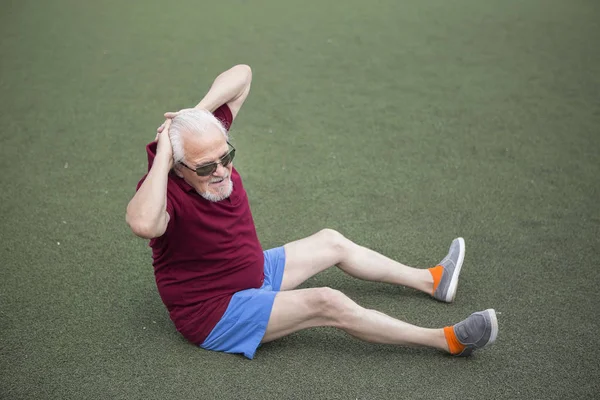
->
[310, 287, 358, 327]
[317, 228, 349, 257]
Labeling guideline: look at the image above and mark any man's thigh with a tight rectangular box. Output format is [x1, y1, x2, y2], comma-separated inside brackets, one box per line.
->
[280, 229, 345, 290]
[262, 287, 342, 343]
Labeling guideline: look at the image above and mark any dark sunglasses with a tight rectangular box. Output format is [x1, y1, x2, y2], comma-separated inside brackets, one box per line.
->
[180, 142, 236, 176]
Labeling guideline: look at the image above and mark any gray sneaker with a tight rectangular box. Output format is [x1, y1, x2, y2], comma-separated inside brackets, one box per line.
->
[452, 309, 499, 356]
[433, 237, 465, 303]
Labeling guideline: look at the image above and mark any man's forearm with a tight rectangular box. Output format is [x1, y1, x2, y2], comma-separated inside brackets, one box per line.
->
[126, 152, 171, 238]
[195, 64, 252, 112]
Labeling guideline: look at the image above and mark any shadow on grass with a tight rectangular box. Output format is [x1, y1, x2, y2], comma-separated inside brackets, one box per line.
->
[258, 328, 438, 360]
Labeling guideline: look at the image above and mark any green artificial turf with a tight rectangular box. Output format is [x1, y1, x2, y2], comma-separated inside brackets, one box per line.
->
[1, 0, 599, 398]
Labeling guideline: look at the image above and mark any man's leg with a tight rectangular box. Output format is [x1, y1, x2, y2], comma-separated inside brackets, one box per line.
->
[262, 287, 448, 350]
[281, 229, 435, 293]
[262, 287, 497, 356]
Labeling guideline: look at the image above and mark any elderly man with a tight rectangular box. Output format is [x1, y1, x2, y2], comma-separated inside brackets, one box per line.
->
[126, 65, 498, 359]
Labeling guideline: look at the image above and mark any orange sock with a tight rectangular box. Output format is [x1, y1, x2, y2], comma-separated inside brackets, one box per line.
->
[444, 326, 466, 355]
[428, 265, 444, 295]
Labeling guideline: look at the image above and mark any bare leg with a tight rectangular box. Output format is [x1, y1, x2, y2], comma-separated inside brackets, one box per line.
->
[281, 229, 434, 293]
[263, 288, 449, 352]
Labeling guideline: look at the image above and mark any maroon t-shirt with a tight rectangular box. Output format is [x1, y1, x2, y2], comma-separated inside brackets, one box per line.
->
[136, 105, 265, 345]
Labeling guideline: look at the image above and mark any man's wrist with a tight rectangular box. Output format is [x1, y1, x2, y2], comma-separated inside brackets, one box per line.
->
[154, 150, 174, 171]
[195, 99, 218, 113]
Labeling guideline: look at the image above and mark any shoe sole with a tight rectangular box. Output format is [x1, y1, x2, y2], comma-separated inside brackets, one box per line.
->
[444, 237, 465, 302]
[485, 308, 499, 345]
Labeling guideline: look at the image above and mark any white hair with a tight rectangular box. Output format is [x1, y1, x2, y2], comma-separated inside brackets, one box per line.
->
[169, 109, 228, 164]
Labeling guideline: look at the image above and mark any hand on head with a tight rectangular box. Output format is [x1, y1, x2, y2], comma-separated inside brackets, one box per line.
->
[155, 107, 207, 167]
[155, 118, 174, 168]
[164, 108, 196, 119]
[156, 107, 201, 139]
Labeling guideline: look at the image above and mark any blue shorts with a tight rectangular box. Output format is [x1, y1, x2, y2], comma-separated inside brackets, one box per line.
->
[200, 247, 286, 359]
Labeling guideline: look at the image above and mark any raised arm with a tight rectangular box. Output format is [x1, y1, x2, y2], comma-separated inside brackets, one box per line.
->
[160, 64, 252, 136]
[126, 120, 173, 239]
[127, 65, 252, 239]
[161, 64, 252, 123]
[196, 64, 252, 119]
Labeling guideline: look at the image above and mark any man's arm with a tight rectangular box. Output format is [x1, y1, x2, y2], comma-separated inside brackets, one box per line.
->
[163, 64, 252, 123]
[196, 64, 252, 120]
[126, 121, 173, 239]
[127, 65, 252, 239]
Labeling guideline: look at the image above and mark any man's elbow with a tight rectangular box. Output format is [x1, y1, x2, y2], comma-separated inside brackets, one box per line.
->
[126, 214, 162, 239]
[232, 64, 252, 85]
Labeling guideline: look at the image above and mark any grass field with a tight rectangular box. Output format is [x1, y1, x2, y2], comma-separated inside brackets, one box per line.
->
[1, 0, 599, 399]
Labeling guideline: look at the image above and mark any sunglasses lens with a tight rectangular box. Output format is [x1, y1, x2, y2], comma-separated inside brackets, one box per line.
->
[196, 164, 217, 176]
[194, 148, 235, 176]
[222, 149, 235, 167]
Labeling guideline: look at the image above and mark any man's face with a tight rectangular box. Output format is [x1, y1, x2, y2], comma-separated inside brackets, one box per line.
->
[175, 125, 233, 202]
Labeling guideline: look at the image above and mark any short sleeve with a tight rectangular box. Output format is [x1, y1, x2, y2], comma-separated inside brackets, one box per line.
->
[213, 104, 233, 131]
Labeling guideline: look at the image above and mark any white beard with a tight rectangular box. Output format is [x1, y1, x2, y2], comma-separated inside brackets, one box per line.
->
[199, 178, 233, 202]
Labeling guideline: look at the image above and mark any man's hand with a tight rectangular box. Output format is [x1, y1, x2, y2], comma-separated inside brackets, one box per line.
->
[155, 118, 174, 169]
[155, 109, 195, 136]
[163, 109, 195, 121]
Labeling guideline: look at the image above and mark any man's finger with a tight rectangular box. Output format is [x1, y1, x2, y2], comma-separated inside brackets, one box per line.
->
[155, 119, 172, 141]
[158, 118, 173, 131]
[164, 111, 178, 118]
[161, 119, 172, 134]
